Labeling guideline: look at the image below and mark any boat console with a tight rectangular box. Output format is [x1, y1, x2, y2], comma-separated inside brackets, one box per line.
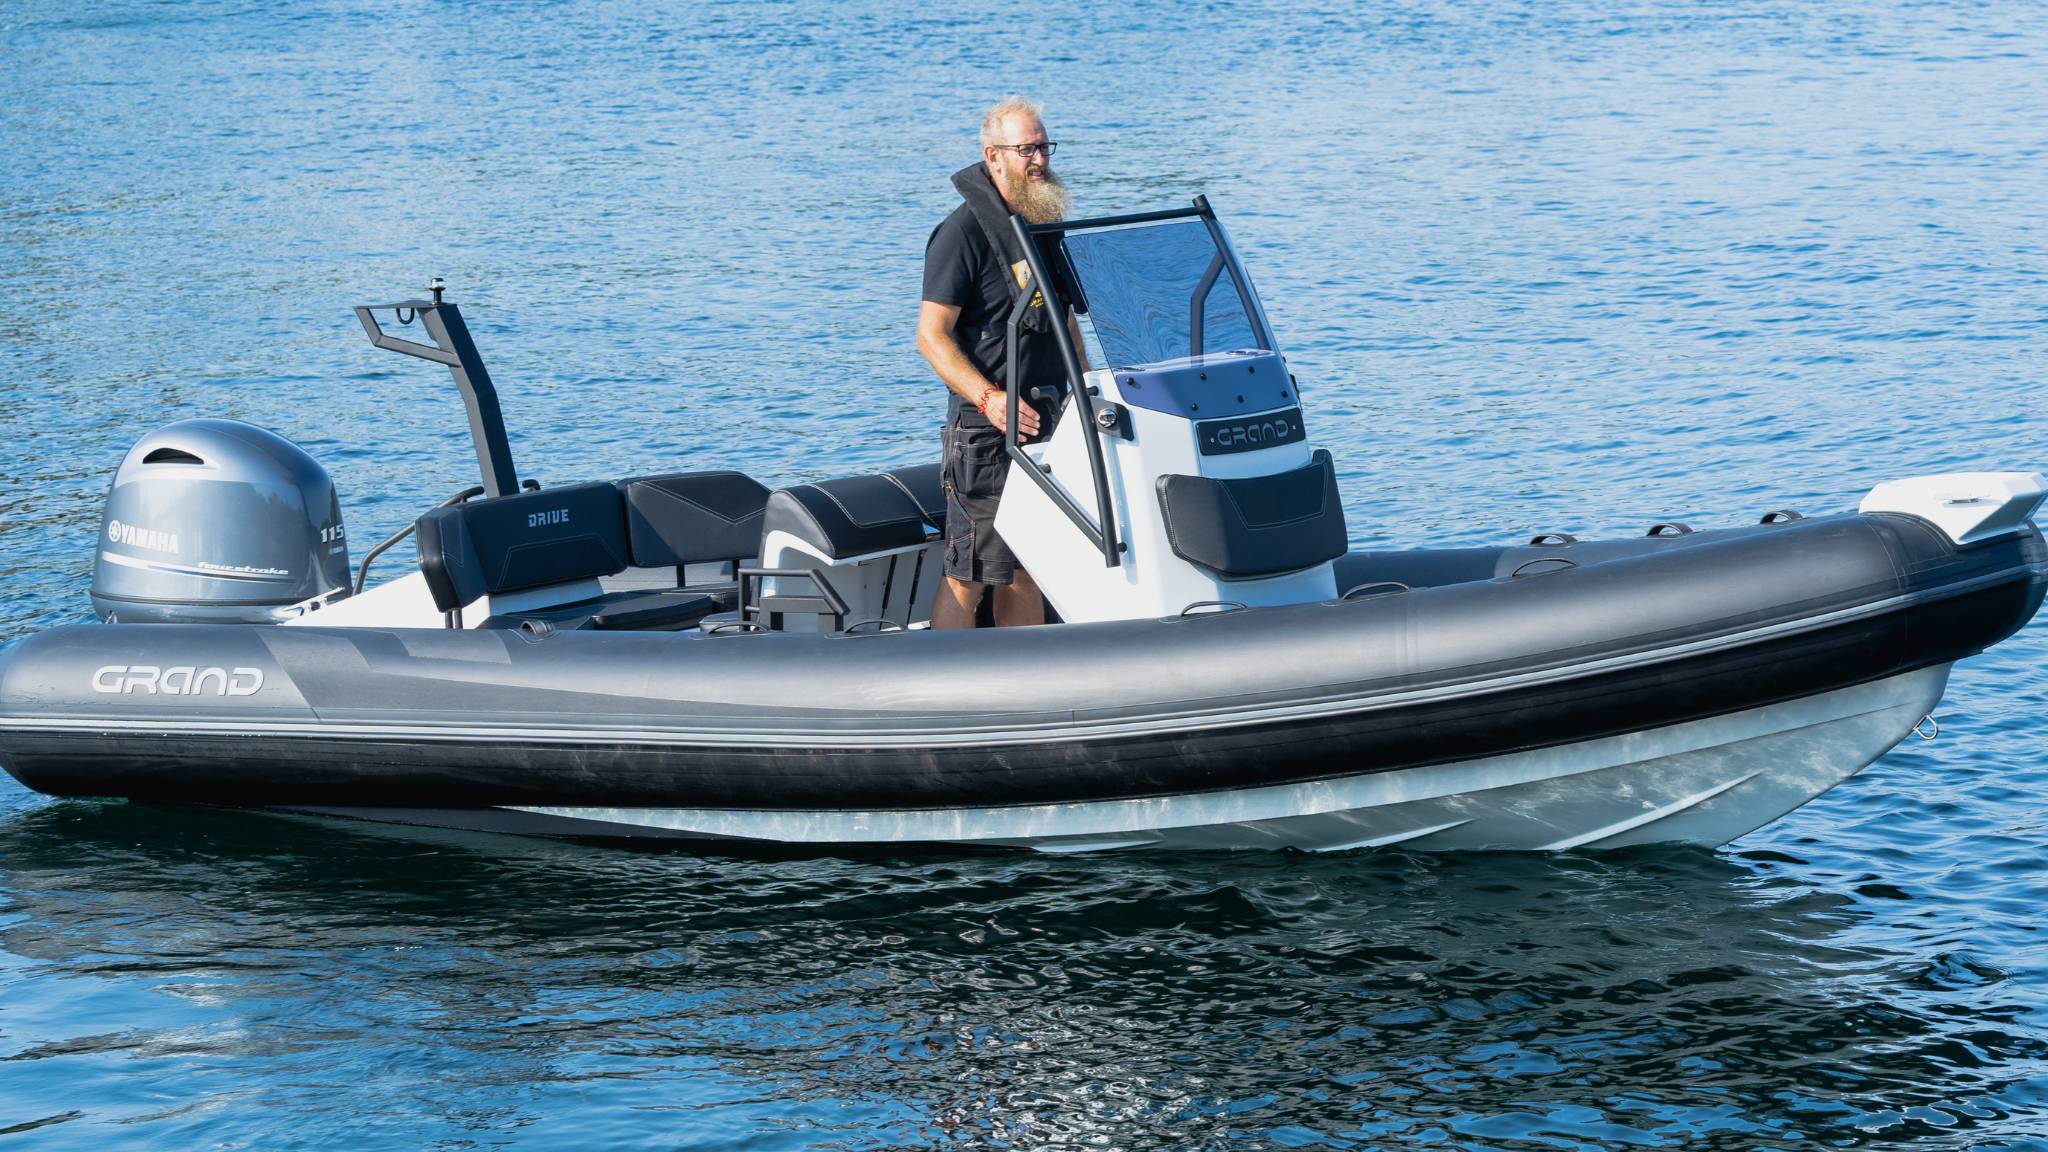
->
[989, 201, 1346, 621]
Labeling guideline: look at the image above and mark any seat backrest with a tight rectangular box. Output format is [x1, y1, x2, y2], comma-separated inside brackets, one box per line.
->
[415, 482, 631, 613]
[761, 470, 938, 561]
[615, 470, 770, 568]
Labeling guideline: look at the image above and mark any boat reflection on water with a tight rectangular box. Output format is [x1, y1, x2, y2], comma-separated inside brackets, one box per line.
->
[0, 797, 2034, 1145]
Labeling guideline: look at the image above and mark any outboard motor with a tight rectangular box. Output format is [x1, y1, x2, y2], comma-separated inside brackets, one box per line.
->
[992, 200, 1348, 623]
[89, 419, 349, 623]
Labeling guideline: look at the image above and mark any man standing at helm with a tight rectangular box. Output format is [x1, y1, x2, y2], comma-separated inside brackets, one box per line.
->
[918, 96, 1079, 629]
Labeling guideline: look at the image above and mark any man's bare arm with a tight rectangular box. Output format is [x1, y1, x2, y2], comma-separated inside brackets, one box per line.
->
[916, 299, 1040, 439]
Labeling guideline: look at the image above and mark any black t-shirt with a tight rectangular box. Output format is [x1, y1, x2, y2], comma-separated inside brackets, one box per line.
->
[922, 204, 1066, 428]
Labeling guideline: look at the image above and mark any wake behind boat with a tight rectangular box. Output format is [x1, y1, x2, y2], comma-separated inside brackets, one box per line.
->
[2, 201, 2042, 852]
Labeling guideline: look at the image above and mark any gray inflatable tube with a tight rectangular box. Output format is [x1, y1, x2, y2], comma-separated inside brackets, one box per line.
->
[0, 511, 2041, 851]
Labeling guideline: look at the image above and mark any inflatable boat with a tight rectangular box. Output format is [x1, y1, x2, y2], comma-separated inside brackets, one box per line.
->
[2, 200, 2043, 853]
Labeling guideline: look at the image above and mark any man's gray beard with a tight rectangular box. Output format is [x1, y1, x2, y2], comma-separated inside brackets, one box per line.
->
[1001, 167, 1070, 225]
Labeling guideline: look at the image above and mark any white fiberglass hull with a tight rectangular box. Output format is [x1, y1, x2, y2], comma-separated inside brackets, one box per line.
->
[286, 664, 1947, 853]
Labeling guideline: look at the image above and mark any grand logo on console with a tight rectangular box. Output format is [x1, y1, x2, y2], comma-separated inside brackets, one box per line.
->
[1195, 408, 1305, 456]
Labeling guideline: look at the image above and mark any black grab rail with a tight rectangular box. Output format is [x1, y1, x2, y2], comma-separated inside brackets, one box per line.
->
[351, 477, 542, 594]
[1000, 216, 1120, 568]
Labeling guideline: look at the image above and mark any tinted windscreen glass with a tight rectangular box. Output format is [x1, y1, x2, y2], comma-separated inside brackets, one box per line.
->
[1060, 220, 1263, 369]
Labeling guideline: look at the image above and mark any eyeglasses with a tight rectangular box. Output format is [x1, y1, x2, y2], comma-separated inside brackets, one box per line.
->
[992, 142, 1057, 159]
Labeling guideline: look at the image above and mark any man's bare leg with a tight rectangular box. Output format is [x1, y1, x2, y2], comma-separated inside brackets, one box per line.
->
[931, 576, 984, 630]
[993, 568, 1047, 627]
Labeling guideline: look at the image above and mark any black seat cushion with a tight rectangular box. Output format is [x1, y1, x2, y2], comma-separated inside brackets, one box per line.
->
[478, 589, 719, 632]
[615, 470, 770, 568]
[1155, 450, 1348, 580]
[416, 482, 631, 613]
[883, 462, 946, 531]
[762, 471, 937, 560]
[590, 590, 720, 630]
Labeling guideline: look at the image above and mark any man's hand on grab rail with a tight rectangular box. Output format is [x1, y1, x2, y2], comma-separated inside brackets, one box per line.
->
[977, 385, 1041, 442]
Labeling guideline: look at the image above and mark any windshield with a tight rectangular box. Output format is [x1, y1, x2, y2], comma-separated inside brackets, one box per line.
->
[1060, 219, 1269, 370]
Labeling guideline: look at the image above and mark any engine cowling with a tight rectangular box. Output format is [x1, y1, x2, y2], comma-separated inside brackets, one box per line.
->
[89, 419, 349, 624]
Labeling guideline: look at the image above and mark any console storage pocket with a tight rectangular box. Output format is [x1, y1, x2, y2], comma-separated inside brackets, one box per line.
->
[1155, 450, 1348, 579]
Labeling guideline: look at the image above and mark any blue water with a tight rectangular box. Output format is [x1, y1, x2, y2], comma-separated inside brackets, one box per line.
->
[3, 1, 2047, 1146]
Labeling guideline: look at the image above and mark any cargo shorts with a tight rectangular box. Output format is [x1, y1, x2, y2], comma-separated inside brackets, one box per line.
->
[940, 412, 1019, 586]
[941, 398, 1060, 587]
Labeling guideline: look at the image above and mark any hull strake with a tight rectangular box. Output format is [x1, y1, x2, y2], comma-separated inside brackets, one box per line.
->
[287, 665, 1949, 851]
